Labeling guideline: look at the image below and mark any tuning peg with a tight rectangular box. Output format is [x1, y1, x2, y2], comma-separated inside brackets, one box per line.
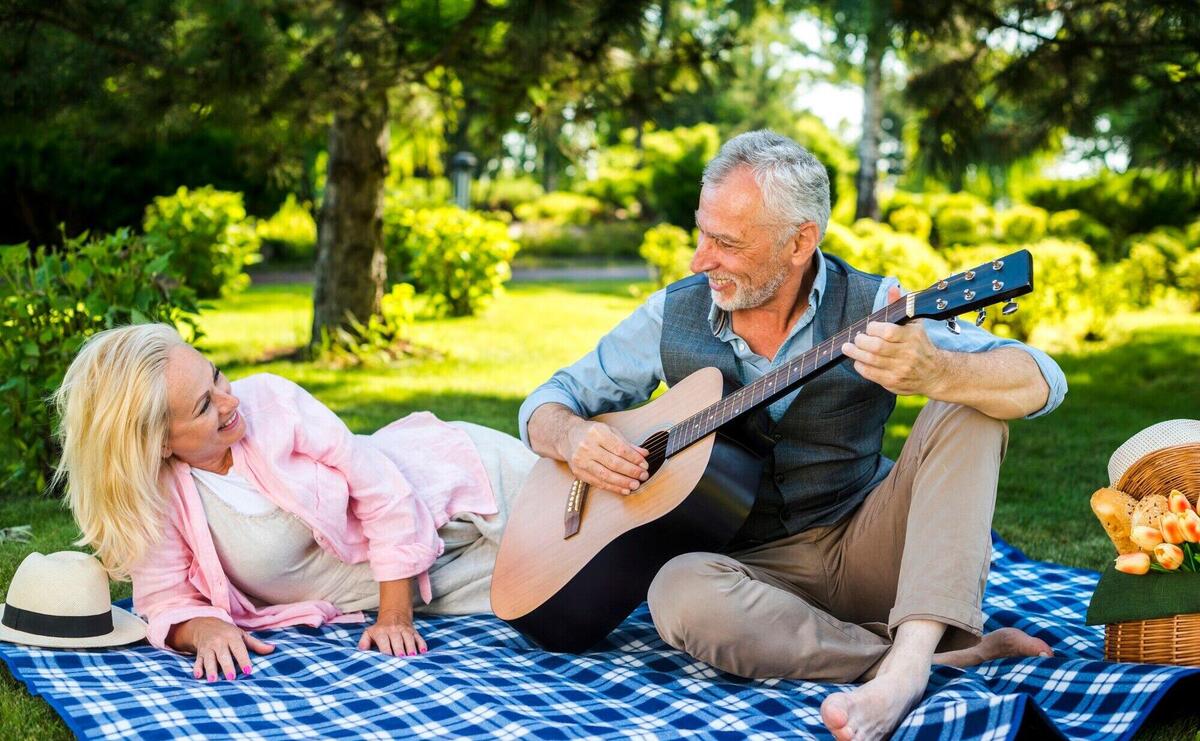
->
[946, 317, 960, 334]
[975, 308, 987, 326]
[1002, 300, 1019, 315]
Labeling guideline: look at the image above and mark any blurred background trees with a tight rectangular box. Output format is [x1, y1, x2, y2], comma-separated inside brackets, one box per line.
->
[1, 1, 1198, 482]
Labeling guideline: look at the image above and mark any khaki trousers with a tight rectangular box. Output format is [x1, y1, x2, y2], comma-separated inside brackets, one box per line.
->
[647, 401, 1009, 683]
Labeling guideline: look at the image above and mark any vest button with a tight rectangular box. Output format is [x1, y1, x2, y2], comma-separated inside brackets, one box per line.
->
[771, 433, 783, 442]
[774, 473, 786, 485]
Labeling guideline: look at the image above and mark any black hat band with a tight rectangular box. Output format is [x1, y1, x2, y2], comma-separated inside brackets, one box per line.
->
[2, 604, 114, 638]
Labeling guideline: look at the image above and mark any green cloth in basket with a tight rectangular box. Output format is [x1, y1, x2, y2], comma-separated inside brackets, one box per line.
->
[1086, 562, 1200, 625]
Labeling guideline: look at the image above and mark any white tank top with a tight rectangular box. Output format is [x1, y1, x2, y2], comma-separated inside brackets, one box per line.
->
[191, 469, 379, 611]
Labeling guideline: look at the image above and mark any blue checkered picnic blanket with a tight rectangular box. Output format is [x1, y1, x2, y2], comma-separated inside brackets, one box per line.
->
[1, 534, 1197, 740]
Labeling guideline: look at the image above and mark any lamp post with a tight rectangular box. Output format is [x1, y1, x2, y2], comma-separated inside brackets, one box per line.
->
[450, 151, 477, 209]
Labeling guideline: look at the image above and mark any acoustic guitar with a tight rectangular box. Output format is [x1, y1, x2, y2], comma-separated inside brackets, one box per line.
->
[492, 249, 1034, 652]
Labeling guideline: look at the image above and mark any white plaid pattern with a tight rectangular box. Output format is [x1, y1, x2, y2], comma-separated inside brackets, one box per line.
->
[1, 533, 1197, 740]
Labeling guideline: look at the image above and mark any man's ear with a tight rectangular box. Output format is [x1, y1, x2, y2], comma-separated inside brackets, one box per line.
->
[789, 222, 821, 265]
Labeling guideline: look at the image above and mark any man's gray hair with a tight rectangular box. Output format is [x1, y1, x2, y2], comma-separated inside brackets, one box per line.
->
[702, 129, 831, 243]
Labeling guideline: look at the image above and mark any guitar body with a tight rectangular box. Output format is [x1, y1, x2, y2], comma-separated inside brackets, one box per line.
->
[491, 367, 762, 652]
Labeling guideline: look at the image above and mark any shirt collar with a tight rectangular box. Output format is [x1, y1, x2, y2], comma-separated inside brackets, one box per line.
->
[707, 248, 828, 336]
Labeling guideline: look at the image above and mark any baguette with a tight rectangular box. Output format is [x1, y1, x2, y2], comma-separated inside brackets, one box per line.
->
[1090, 487, 1139, 555]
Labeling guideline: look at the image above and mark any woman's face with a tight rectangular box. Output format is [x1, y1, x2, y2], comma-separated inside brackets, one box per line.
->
[164, 344, 246, 471]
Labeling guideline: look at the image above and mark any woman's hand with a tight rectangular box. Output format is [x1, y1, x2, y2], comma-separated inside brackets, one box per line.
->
[358, 609, 428, 657]
[170, 616, 275, 681]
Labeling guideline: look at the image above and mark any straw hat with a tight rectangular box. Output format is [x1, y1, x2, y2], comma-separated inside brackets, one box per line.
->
[1108, 419, 1200, 487]
[0, 551, 146, 649]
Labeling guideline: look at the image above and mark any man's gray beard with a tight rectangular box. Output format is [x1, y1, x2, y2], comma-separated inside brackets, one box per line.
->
[710, 265, 789, 311]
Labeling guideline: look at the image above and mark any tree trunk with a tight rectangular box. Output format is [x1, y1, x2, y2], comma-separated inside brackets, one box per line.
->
[854, 37, 884, 221]
[310, 89, 390, 347]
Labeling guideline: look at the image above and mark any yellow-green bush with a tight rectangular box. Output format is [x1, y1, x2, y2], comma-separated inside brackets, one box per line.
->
[514, 192, 605, 226]
[998, 205, 1049, 244]
[934, 204, 996, 247]
[386, 207, 518, 317]
[1177, 250, 1200, 310]
[842, 220, 950, 292]
[643, 124, 721, 228]
[515, 220, 648, 259]
[887, 205, 933, 242]
[0, 230, 199, 493]
[142, 186, 260, 298]
[317, 283, 418, 365]
[1120, 228, 1191, 306]
[473, 176, 544, 213]
[639, 224, 694, 288]
[1047, 209, 1115, 261]
[257, 194, 317, 263]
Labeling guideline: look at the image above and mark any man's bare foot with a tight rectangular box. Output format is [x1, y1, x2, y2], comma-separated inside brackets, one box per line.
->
[934, 627, 1053, 669]
[820, 659, 928, 741]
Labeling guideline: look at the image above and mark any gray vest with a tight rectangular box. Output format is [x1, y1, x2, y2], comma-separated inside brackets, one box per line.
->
[660, 254, 896, 547]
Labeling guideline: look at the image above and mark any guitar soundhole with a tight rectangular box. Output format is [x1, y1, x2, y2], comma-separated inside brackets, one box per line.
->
[640, 430, 670, 480]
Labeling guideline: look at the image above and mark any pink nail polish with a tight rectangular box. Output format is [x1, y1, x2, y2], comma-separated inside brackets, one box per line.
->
[242, 666, 252, 675]
[419, 647, 427, 654]
[207, 675, 216, 682]
[225, 671, 235, 681]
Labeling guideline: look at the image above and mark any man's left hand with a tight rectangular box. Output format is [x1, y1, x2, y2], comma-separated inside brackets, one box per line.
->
[840, 287, 947, 397]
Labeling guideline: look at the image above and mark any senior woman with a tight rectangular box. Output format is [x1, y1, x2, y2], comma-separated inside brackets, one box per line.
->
[52, 323, 534, 682]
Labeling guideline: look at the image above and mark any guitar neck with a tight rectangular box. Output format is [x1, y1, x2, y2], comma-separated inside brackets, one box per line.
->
[664, 298, 910, 456]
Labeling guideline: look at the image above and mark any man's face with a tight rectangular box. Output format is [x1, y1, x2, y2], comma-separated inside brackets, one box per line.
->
[691, 166, 793, 311]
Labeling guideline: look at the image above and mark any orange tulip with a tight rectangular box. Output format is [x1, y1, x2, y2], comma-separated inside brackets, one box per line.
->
[1131, 525, 1164, 550]
[1168, 489, 1193, 515]
[1154, 543, 1185, 570]
[1161, 515, 1186, 545]
[1181, 510, 1200, 543]
[1115, 552, 1151, 575]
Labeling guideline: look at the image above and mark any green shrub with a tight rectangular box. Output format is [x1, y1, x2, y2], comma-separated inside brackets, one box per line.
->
[257, 194, 317, 263]
[388, 207, 519, 317]
[845, 220, 949, 292]
[639, 224, 694, 288]
[998, 205, 1049, 244]
[573, 140, 647, 216]
[1046, 209, 1115, 261]
[643, 124, 721, 229]
[316, 283, 419, 365]
[887, 205, 933, 242]
[392, 177, 453, 209]
[934, 203, 996, 247]
[1024, 170, 1200, 245]
[1177, 250, 1200, 310]
[515, 220, 648, 259]
[0, 230, 200, 494]
[142, 186, 260, 298]
[514, 192, 604, 226]
[473, 176, 544, 213]
[1120, 228, 1190, 306]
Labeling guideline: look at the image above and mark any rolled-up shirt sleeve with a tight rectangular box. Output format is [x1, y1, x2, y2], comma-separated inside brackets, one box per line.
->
[518, 290, 669, 446]
[874, 277, 1068, 419]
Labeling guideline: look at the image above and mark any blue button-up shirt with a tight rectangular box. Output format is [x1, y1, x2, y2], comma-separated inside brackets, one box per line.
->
[518, 250, 1068, 444]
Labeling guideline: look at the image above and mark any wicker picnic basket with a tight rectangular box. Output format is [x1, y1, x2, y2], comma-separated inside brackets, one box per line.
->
[1104, 436, 1200, 666]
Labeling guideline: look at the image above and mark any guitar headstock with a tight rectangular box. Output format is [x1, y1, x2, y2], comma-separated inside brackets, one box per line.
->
[909, 250, 1033, 326]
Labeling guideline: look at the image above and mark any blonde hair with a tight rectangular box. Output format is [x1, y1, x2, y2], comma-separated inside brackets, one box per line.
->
[51, 323, 185, 580]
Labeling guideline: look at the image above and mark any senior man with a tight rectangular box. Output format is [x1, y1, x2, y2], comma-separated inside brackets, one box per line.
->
[518, 130, 1066, 741]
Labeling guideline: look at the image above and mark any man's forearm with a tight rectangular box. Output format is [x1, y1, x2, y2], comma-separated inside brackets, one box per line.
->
[930, 347, 1050, 420]
[527, 403, 587, 460]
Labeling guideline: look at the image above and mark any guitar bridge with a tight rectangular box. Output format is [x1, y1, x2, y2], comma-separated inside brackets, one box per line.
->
[564, 478, 589, 539]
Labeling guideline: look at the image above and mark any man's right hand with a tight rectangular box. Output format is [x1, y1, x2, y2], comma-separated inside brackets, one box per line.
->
[562, 420, 650, 496]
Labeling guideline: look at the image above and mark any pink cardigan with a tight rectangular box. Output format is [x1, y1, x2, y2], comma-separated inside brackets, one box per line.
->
[131, 373, 496, 650]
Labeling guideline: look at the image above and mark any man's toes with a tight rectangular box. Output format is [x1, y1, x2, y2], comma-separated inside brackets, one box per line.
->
[820, 692, 853, 733]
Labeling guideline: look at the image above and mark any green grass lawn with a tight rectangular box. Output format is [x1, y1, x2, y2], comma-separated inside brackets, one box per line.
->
[2, 279, 1199, 739]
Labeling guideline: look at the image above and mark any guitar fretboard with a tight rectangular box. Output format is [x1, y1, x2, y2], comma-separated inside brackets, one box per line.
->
[664, 299, 908, 456]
